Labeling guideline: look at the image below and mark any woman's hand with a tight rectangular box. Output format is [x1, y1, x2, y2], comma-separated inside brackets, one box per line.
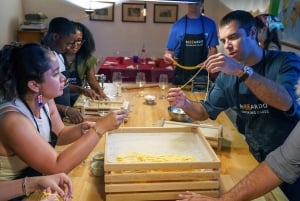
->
[33, 173, 73, 200]
[65, 107, 84, 124]
[94, 109, 128, 134]
[82, 88, 100, 100]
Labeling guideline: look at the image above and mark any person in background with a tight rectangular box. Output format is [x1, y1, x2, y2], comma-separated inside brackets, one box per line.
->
[41, 17, 83, 124]
[255, 14, 284, 51]
[63, 21, 106, 106]
[0, 43, 127, 201]
[0, 173, 72, 201]
[167, 10, 300, 200]
[164, 0, 219, 85]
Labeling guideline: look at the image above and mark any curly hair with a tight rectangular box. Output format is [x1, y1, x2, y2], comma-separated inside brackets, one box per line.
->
[0, 43, 53, 102]
[73, 22, 96, 60]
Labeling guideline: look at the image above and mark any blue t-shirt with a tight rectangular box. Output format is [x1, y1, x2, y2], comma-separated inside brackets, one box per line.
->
[166, 15, 219, 58]
[200, 51, 300, 161]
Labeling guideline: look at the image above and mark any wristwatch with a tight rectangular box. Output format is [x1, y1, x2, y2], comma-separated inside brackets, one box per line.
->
[239, 66, 253, 82]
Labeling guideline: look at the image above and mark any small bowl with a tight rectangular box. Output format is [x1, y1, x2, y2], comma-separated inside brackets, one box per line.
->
[92, 152, 104, 161]
[168, 106, 189, 122]
[91, 161, 104, 176]
[144, 94, 156, 105]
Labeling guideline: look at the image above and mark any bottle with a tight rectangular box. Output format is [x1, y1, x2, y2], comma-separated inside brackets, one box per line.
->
[140, 44, 146, 64]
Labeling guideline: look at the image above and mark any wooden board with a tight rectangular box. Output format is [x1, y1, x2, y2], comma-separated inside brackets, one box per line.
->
[104, 127, 220, 201]
[73, 95, 129, 116]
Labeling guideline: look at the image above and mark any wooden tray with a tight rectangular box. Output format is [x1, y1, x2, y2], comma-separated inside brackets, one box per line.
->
[73, 95, 129, 116]
[104, 127, 220, 201]
[162, 121, 223, 151]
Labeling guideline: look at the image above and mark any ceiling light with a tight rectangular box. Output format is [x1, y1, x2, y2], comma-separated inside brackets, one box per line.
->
[135, 0, 200, 3]
[84, 9, 94, 15]
[142, 3, 147, 16]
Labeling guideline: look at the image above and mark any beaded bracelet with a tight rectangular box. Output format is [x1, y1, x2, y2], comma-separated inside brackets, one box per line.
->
[22, 176, 29, 196]
[92, 126, 102, 137]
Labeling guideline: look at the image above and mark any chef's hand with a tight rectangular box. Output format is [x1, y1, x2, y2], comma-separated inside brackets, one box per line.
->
[163, 51, 173, 64]
[167, 88, 186, 108]
[204, 53, 243, 76]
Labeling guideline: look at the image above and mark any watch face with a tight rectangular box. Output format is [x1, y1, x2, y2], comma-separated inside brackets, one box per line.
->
[239, 66, 253, 82]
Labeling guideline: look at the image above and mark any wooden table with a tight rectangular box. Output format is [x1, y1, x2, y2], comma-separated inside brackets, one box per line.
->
[56, 83, 288, 201]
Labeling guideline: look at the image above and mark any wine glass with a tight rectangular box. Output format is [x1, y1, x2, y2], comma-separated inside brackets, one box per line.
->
[136, 72, 146, 97]
[112, 72, 122, 97]
[159, 74, 168, 99]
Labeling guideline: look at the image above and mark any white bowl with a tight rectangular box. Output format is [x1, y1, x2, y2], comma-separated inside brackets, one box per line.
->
[144, 94, 156, 105]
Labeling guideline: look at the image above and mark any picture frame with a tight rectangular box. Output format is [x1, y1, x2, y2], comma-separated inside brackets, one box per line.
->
[89, 2, 115, 22]
[153, 4, 178, 23]
[122, 3, 146, 23]
[277, 0, 300, 50]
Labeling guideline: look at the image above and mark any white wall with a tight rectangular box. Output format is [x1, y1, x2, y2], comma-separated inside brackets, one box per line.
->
[1, 0, 299, 56]
[21, 0, 275, 58]
[0, 0, 23, 48]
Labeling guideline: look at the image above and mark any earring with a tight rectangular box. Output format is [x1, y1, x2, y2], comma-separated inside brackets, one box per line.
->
[37, 94, 43, 107]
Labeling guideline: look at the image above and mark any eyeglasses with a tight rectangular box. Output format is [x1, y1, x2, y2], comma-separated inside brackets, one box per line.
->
[66, 40, 86, 47]
[73, 40, 85, 46]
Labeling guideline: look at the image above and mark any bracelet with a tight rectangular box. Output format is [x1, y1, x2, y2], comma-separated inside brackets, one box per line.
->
[92, 126, 102, 137]
[22, 176, 29, 197]
[64, 106, 69, 117]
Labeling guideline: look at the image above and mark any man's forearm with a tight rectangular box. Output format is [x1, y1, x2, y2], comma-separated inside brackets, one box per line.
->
[221, 161, 283, 201]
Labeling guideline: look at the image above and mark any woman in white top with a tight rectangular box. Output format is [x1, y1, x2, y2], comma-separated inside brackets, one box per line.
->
[0, 43, 127, 200]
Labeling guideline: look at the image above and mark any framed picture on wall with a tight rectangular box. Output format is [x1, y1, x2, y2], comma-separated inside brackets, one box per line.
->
[153, 4, 178, 23]
[277, 0, 300, 50]
[122, 3, 146, 23]
[89, 2, 115, 21]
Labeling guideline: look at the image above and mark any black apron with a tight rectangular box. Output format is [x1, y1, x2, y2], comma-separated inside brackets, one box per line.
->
[173, 15, 208, 85]
[54, 56, 84, 110]
[10, 104, 57, 201]
[65, 56, 85, 105]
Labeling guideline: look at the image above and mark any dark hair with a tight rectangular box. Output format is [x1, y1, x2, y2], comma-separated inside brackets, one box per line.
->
[48, 17, 75, 36]
[73, 22, 96, 60]
[0, 43, 52, 102]
[220, 10, 256, 36]
[254, 14, 282, 50]
[41, 17, 76, 48]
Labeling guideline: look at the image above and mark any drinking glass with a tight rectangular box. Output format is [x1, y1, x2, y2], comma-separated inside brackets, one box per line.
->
[136, 72, 146, 97]
[159, 74, 168, 99]
[112, 72, 122, 97]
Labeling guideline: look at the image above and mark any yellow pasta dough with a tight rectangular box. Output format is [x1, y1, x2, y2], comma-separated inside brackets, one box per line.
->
[116, 152, 196, 163]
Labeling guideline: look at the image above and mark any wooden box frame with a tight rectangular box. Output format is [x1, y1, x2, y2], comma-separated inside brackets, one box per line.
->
[73, 95, 129, 116]
[122, 3, 146, 23]
[104, 127, 220, 201]
[89, 2, 115, 22]
[162, 121, 223, 151]
[153, 4, 178, 23]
